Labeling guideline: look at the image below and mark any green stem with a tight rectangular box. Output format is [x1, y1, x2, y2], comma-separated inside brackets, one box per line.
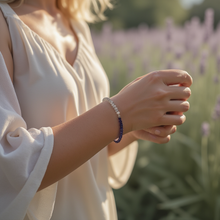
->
[201, 136, 210, 197]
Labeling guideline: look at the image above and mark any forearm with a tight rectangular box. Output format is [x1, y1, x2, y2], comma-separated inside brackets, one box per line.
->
[108, 132, 137, 157]
[39, 101, 120, 191]
[39, 70, 192, 191]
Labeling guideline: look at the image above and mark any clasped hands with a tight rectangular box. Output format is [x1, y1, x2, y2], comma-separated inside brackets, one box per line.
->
[112, 69, 193, 144]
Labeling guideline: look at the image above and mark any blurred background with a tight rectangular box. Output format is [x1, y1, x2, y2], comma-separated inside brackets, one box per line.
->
[91, 0, 220, 219]
[91, 0, 220, 30]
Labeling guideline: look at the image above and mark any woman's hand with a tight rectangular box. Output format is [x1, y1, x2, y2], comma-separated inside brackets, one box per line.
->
[131, 125, 177, 144]
[111, 69, 192, 134]
[108, 125, 177, 156]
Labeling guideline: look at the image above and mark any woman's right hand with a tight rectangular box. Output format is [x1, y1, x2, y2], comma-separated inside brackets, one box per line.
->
[111, 69, 193, 134]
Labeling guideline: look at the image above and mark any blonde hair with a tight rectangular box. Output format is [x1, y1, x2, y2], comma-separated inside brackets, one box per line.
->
[0, 0, 113, 22]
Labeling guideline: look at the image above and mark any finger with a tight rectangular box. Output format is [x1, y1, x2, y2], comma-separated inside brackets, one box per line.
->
[166, 111, 183, 116]
[146, 125, 176, 137]
[160, 114, 186, 126]
[156, 69, 193, 87]
[166, 101, 190, 113]
[136, 130, 171, 144]
[168, 86, 191, 101]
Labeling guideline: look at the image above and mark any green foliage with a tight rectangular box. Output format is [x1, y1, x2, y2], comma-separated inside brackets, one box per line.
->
[91, 0, 187, 30]
[92, 10, 220, 218]
[188, 0, 220, 28]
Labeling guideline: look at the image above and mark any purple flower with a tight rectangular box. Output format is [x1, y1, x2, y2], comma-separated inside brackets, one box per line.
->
[204, 8, 214, 42]
[175, 48, 184, 60]
[166, 61, 183, 70]
[199, 60, 206, 75]
[217, 96, 220, 104]
[133, 43, 142, 54]
[212, 106, 220, 120]
[102, 23, 112, 36]
[201, 122, 210, 137]
[166, 44, 173, 53]
[191, 16, 200, 27]
[199, 52, 208, 75]
[166, 18, 173, 42]
[216, 54, 220, 73]
[166, 61, 174, 69]
[212, 95, 220, 120]
[202, 51, 208, 59]
[213, 75, 219, 84]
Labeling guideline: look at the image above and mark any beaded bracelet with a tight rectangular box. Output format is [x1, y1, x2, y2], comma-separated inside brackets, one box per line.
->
[103, 97, 123, 143]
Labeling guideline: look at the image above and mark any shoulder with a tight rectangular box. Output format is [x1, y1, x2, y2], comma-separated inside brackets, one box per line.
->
[0, 9, 13, 82]
[0, 9, 11, 51]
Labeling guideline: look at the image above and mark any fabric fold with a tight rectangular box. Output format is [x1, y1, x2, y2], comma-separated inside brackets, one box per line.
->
[0, 2, 138, 218]
[108, 141, 138, 189]
[0, 53, 54, 220]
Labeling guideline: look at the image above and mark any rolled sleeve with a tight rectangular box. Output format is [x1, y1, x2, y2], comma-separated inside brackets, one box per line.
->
[0, 53, 54, 220]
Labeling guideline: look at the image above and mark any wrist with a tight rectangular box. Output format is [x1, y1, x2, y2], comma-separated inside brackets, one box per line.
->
[102, 97, 123, 143]
[111, 95, 132, 134]
[127, 131, 139, 142]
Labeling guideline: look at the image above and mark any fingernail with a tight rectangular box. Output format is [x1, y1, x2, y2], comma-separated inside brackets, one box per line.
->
[155, 130, 160, 135]
[181, 70, 188, 74]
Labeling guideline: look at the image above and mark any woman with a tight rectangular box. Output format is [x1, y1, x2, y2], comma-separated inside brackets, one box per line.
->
[0, 0, 192, 219]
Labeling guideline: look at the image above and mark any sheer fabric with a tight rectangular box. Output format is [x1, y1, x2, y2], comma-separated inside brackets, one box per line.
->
[0, 3, 138, 220]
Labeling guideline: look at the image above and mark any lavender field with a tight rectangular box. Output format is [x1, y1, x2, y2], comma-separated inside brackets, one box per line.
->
[92, 9, 220, 220]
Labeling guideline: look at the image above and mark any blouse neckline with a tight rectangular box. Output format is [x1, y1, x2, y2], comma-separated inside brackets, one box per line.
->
[5, 3, 81, 70]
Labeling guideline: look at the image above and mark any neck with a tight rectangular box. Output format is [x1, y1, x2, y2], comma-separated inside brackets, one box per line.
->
[24, 0, 58, 14]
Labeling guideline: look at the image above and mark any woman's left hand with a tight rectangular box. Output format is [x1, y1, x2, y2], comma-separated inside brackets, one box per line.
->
[131, 125, 177, 144]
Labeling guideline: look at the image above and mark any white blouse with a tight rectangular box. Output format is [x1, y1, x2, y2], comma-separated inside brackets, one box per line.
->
[0, 3, 138, 220]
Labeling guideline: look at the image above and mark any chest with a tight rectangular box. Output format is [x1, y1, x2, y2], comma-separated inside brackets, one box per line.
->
[12, 6, 78, 66]
[6, 4, 110, 128]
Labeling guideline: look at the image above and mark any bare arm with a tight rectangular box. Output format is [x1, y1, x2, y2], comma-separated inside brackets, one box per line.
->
[0, 11, 192, 192]
[0, 10, 13, 81]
